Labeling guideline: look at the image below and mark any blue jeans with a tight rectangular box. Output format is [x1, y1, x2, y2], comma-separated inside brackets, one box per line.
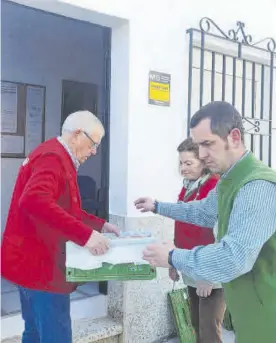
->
[18, 286, 72, 343]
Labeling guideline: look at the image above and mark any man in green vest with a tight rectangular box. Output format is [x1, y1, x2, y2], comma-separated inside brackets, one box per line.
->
[134, 101, 276, 343]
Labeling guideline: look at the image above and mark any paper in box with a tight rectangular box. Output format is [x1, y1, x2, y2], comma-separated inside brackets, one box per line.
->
[66, 231, 157, 282]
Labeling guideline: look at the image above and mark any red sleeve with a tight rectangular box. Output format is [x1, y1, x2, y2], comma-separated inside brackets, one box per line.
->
[18, 153, 92, 246]
[197, 174, 219, 200]
[178, 187, 186, 201]
[81, 210, 105, 232]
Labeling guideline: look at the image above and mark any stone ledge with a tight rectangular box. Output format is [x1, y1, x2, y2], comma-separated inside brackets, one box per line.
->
[1, 316, 123, 343]
[73, 316, 123, 343]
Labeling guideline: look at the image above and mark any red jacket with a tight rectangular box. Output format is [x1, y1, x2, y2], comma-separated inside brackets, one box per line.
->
[174, 175, 219, 249]
[1, 138, 105, 293]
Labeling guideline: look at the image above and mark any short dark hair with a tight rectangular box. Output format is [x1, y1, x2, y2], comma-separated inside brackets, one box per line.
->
[190, 101, 244, 142]
[177, 137, 199, 158]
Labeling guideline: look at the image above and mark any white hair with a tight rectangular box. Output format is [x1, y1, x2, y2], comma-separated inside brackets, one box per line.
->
[61, 110, 105, 136]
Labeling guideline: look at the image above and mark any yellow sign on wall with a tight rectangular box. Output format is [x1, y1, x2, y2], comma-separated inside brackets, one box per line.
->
[148, 71, 171, 106]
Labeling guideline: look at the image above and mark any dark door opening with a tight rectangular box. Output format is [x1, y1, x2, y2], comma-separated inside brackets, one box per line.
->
[1, 0, 111, 319]
[60, 75, 111, 296]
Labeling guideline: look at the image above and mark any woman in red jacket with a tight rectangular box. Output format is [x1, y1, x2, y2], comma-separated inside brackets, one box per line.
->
[169, 137, 226, 343]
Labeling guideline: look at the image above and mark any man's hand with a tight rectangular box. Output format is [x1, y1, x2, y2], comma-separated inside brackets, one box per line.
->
[143, 241, 175, 267]
[169, 268, 180, 282]
[196, 281, 213, 297]
[85, 231, 110, 255]
[134, 197, 155, 212]
[101, 222, 120, 236]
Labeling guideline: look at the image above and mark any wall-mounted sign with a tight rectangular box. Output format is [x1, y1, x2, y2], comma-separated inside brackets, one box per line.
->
[1, 81, 46, 158]
[148, 71, 171, 107]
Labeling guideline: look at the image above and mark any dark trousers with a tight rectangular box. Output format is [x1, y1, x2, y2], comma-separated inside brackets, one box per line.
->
[18, 286, 72, 343]
[187, 286, 226, 343]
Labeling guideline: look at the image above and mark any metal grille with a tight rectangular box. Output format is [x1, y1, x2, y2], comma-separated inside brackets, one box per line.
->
[186, 18, 276, 166]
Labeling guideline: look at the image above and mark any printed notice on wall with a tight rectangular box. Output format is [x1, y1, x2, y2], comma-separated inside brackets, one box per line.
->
[148, 71, 171, 107]
[1, 82, 18, 133]
[1, 135, 24, 154]
[25, 86, 44, 155]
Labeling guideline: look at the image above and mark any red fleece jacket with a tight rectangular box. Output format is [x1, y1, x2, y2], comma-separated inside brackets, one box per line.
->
[1, 138, 105, 293]
[174, 174, 219, 249]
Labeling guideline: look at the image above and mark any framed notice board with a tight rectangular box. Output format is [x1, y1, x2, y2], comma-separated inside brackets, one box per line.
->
[1, 81, 46, 158]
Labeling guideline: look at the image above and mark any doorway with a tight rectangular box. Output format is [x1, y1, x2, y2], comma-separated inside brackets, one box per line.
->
[1, 0, 111, 338]
[61, 79, 109, 299]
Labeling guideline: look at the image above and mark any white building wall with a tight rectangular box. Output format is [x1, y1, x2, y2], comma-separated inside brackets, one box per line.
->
[56, 0, 276, 216]
[3, 0, 276, 341]
[7, 0, 276, 215]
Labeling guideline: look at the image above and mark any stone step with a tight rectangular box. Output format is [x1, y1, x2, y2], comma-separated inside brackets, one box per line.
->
[1, 316, 123, 343]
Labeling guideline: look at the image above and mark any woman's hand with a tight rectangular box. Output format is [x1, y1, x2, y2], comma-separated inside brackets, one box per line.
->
[196, 281, 213, 297]
[169, 268, 180, 281]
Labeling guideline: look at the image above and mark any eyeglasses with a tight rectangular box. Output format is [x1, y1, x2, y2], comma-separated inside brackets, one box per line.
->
[83, 131, 100, 149]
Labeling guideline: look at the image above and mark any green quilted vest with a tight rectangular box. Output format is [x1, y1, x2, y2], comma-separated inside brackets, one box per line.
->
[217, 152, 276, 343]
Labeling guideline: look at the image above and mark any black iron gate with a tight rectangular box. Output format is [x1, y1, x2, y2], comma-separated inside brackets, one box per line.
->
[186, 18, 276, 166]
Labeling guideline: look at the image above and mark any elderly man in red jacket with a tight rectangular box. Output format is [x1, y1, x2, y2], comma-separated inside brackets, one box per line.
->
[1, 110, 119, 343]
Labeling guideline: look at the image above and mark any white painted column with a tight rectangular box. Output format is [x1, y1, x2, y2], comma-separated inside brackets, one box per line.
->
[108, 5, 188, 342]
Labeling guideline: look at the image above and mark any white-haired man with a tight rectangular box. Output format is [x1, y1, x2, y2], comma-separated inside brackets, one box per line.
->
[1, 111, 119, 343]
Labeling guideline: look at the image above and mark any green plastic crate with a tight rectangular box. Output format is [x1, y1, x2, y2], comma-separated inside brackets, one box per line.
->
[168, 287, 196, 343]
[66, 262, 156, 282]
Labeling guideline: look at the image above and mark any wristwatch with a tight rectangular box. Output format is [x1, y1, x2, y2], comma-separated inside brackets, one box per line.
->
[152, 200, 158, 214]
[168, 249, 175, 267]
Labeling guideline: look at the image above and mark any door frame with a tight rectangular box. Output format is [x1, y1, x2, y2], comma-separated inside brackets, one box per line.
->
[1, 4, 112, 338]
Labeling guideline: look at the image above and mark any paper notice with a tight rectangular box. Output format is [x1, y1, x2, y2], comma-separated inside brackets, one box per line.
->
[1, 82, 18, 133]
[25, 86, 44, 154]
[1, 135, 24, 154]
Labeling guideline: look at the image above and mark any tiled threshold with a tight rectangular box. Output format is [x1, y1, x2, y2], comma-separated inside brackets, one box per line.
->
[1, 278, 101, 316]
[1, 316, 123, 343]
[1, 291, 108, 339]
